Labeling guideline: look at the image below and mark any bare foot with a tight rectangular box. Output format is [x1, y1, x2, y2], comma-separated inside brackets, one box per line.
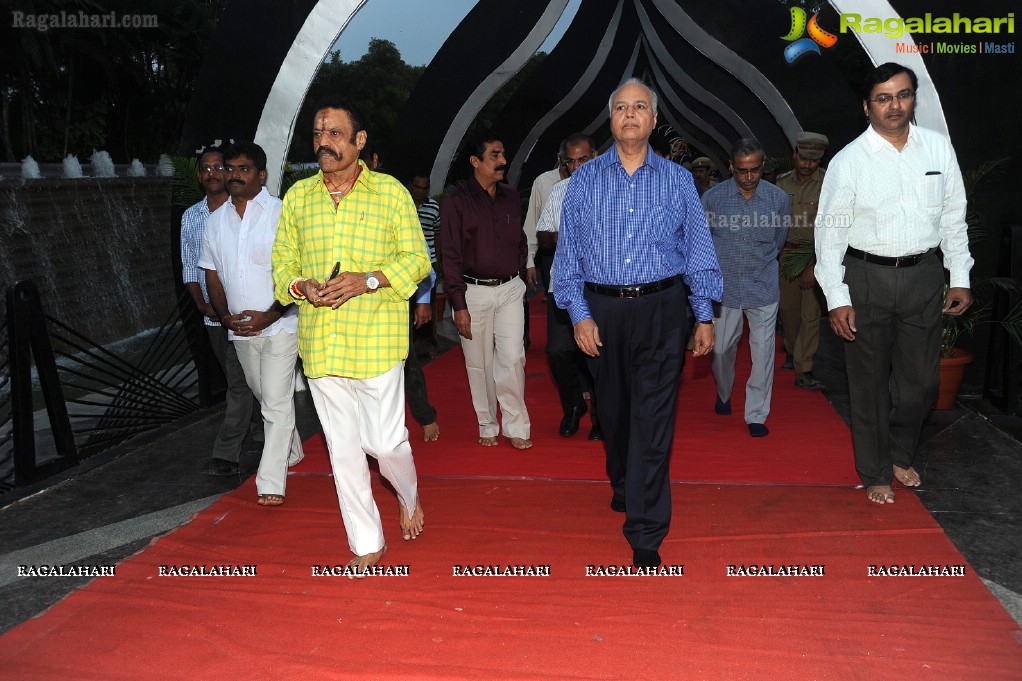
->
[422, 422, 440, 442]
[893, 465, 921, 487]
[257, 494, 284, 507]
[478, 436, 499, 446]
[508, 437, 533, 450]
[346, 545, 387, 579]
[400, 499, 425, 540]
[866, 485, 895, 504]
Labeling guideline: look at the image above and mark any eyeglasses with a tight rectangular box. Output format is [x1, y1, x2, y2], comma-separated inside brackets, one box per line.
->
[732, 166, 763, 177]
[561, 155, 591, 166]
[868, 90, 915, 105]
[199, 165, 225, 173]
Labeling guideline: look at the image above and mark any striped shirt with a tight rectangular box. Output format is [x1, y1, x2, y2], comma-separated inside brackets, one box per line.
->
[180, 197, 219, 327]
[815, 124, 973, 309]
[553, 144, 722, 324]
[272, 162, 431, 379]
[523, 167, 562, 269]
[702, 178, 791, 309]
[536, 178, 569, 293]
[416, 199, 440, 263]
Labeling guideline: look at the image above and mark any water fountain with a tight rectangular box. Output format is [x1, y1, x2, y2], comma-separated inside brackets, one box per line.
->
[157, 154, 175, 177]
[62, 154, 83, 178]
[127, 159, 147, 177]
[2, 155, 175, 346]
[21, 155, 41, 179]
[89, 150, 116, 177]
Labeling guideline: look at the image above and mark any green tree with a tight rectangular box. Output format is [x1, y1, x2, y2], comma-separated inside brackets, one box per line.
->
[0, 0, 224, 162]
[288, 38, 424, 165]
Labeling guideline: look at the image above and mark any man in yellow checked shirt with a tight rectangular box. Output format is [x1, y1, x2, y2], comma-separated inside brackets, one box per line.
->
[273, 98, 431, 576]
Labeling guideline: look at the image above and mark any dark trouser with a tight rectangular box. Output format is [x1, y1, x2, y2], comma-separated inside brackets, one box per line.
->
[206, 326, 256, 463]
[546, 301, 596, 418]
[585, 285, 687, 551]
[537, 248, 555, 294]
[405, 322, 437, 427]
[843, 252, 943, 487]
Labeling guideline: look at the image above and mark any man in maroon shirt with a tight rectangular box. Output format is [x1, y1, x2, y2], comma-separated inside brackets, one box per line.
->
[441, 135, 532, 449]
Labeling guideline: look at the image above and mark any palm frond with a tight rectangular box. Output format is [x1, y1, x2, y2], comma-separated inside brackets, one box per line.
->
[168, 155, 202, 208]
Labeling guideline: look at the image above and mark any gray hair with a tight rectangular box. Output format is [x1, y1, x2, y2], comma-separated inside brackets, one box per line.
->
[608, 78, 658, 114]
[729, 138, 765, 162]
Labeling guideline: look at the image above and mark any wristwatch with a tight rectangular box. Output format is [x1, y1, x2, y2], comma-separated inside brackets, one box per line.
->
[365, 272, 380, 292]
[697, 319, 715, 325]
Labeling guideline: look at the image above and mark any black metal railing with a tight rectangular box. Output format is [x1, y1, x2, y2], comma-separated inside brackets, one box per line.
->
[1, 281, 211, 496]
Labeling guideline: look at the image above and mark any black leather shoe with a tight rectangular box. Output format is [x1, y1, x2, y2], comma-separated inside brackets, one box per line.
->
[748, 423, 769, 437]
[714, 395, 732, 415]
[610, 492, 625, 512]
[795, 371, 824, 390]
[559, 404, 587, 437]
[781, 353, 794, 371]
[633, 549, 662, 568]
[203, 458, 239, 476]
[587, 424, 603, 441]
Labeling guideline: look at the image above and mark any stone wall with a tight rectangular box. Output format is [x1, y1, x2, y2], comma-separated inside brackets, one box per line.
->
[1, 177, 176, 346]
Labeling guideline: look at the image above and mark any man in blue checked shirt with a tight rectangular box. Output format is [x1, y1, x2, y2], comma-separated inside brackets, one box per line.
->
[553, 79, 722, 569]
[702, 138, 791, 439]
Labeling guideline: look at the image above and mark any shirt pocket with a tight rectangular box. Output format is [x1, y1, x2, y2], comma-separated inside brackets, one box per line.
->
[914, 174, 944, 213]
[250, 230, 275, 269]
[648, 205, 679, 244]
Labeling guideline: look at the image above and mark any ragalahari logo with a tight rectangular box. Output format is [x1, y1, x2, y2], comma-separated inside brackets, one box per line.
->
[781, 5, 838, 62]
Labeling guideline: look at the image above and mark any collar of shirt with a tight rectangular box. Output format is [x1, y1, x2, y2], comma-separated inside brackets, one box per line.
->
[467, 174, 510, 200]
[596, 143, 666, 175]
[865, 122, 918, 154]
[299, 160, 377, 199]
[721, 176, 772, 202]
[226, 185, 275, 214]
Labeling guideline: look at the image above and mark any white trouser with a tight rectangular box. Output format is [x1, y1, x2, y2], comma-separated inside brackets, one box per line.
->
[308, 362, 418, 556]
[711, 303, 779, 424]
[461, 277, 531, 439]
[234, 332, 303, 496]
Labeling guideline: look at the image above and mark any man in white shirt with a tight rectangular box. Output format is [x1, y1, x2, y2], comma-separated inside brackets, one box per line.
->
[815, 63, 973, 505]
[524, 136, 589, 294]
[200, 141, 303, 507]
[537, 133, 601, 440]
[180, 147, 258, 477]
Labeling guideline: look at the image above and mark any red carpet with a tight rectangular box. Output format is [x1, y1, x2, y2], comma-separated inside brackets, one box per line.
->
[1, 476, 1019, 679]
[3, 303, 1019, 679]
[296, 301, 858, 486]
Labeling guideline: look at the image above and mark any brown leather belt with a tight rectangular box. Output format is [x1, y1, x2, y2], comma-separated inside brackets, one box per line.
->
[845, 246, 932, 268]
[584, 274, 683, 299]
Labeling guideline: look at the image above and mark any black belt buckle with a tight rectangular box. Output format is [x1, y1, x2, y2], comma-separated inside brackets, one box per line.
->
[619, 287, 640, 299]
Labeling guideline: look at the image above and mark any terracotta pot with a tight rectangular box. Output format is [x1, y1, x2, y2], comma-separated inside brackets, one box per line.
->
[935, 348, 974, 410]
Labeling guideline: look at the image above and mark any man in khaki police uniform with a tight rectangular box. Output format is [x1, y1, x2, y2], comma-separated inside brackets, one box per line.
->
[776, 132, 828, 390]
[690, 156, 716, 196]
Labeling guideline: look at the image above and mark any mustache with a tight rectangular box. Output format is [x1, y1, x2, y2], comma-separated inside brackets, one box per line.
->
[227, 179, 245, 185]
[495, 164, 508, 172]
[316, 147, 340, 160]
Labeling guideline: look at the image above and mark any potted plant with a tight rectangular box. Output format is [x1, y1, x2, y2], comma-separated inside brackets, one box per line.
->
[936, 158, 1021, 408]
